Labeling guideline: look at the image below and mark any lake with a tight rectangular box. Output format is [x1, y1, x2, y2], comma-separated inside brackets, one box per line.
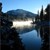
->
[12, 21, 42, 50]
[20, 30, 42, 50]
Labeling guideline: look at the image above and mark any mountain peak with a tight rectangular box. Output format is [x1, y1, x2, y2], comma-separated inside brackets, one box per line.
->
[6, 9, 37, 20]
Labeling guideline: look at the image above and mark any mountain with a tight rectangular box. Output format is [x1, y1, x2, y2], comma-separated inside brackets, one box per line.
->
[6, 9, 37, 21]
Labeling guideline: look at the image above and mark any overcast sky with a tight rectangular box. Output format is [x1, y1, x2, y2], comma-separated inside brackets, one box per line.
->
[0, 0, 50, 14]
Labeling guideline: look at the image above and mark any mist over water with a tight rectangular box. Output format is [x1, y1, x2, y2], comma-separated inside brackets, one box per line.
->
[12, 20, 33, 27]
[12, 20, 36, 33]
[12, 20, 42, 50]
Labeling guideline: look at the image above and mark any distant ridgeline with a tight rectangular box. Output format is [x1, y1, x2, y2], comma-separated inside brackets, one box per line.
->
[0, 2, 50, 22]
[0, 3, 36, 21]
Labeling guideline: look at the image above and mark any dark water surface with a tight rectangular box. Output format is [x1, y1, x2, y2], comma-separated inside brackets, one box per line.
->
[14, 22, 46, 50]
[19, 30, 42, 50]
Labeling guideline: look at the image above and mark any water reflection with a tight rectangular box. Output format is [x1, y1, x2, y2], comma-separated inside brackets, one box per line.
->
[20, 30, 42, 50]
[12, 21, 42, 50]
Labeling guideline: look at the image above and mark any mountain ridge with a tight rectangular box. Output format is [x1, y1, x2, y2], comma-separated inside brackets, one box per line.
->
[6, 9, 37, 20]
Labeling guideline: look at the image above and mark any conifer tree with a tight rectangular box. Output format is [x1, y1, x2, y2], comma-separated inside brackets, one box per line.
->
[1, 19, 25, 50]
[40, 4, 50, 50]
[40, 6, 44, 21]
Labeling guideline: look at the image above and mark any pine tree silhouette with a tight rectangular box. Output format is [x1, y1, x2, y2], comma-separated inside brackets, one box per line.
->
[0, 3, 25, 50]
[40, 4, 50, 50]
[1, 19, 25, 50]
[40, 5, 44, 22]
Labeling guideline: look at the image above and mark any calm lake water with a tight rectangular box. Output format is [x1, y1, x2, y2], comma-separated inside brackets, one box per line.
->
[20, 30, 42, 50]
[13, 22, 42, 50]
[12, 20, 49, 50]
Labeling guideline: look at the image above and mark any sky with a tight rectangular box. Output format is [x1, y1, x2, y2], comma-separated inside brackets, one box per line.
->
[0, 0, 50, 14]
